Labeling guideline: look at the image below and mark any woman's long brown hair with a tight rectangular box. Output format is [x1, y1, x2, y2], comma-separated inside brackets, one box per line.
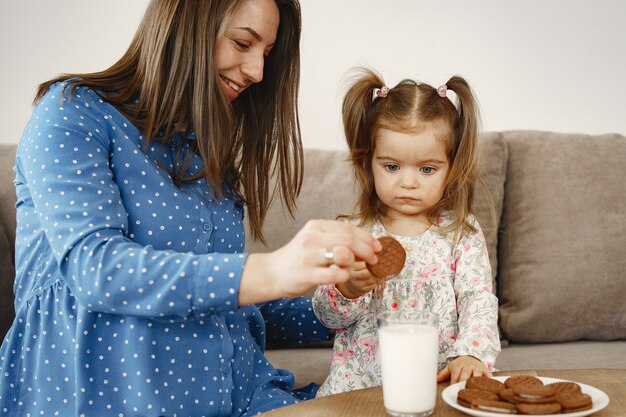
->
[34, 0, 303, 243]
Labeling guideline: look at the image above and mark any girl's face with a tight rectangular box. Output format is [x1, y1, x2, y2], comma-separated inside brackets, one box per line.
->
[215, 0, 279, 101]
[371, 125, 450, 229]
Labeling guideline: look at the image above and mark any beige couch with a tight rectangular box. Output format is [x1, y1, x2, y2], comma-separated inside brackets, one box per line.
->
[1, 131, 626, 391]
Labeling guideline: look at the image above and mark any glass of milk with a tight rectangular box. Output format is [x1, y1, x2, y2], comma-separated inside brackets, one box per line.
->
[377, 310, 439, 417]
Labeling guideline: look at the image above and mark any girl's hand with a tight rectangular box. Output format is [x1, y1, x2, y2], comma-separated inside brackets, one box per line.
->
[436, 356, 493, 384]
[335, 261, 385, 299]
[239, 220, 381, 305]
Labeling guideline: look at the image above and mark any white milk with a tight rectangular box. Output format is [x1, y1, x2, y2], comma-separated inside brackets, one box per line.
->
[378, 323, 438, 416]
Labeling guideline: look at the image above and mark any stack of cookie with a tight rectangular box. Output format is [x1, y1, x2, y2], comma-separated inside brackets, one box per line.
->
[456, 375, 593, 414]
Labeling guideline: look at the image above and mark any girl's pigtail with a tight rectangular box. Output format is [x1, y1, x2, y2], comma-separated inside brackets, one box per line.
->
[341, 68, 386, 224]
[445, 76, 496, 234]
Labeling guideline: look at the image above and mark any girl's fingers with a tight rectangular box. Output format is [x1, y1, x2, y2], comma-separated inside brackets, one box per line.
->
[436, 366, 451, 382]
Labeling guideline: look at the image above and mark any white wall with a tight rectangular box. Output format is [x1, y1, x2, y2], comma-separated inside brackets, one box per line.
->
[1, 1, 625, 150]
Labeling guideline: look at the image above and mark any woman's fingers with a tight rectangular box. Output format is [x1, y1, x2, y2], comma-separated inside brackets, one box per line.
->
[303, 219, 381, 266]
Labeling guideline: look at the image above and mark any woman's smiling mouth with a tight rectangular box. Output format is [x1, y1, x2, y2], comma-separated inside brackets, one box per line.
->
[220, 76, 244, 100]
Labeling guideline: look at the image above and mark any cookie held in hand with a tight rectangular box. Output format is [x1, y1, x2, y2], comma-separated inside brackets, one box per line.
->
[366, 236, 406, 279]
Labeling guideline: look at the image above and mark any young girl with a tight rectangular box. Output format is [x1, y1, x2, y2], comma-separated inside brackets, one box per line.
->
[312, 68, 501, 397]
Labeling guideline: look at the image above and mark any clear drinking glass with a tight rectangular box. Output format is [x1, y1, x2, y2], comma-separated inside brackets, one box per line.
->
[377, 310, 439, 417]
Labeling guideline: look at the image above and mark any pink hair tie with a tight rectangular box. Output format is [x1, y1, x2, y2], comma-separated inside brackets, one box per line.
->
[372, 86, 390, 102]
[437, 84, 447, 98]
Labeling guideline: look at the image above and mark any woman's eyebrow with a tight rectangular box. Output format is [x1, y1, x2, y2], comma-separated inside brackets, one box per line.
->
[235, 26, 275, 47]
[236, 27, 261, 40]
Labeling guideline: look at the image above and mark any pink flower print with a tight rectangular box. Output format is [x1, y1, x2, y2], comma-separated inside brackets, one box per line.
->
[390, 301, 398, 310]
[450, 261, 456, 271]
[464, 242, 471, 251]
[343, 372, 350, 380]
[329, 298, 338, 310]
[443, 330, 456, 343]
[341, 308, 350, 316]
[328, 287, 338, 298]
[408, 299, 417, 308]
[437, 217, 444, 224]
[332, 351, 349, 365]
[360, 337, 376, 356]
[471, 325, 481, 333]
[420, 264, 440, 279]
[472, 340, 481, 348]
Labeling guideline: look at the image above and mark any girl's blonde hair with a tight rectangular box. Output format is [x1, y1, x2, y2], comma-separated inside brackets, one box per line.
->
[342, 68, 489, 235]
[34, 0, 303, 243]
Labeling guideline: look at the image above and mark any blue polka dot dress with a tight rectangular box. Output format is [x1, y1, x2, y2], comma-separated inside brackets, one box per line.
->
[0, 82, 329, 417]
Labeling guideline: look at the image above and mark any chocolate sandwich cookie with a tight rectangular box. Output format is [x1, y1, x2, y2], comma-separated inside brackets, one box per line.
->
[505, 375, 544, 389]
[498, 388, 519, 404]
[516, 402, 562, 414]
[367, 236, 406, 279]
[556, 391, 592, 413]
[465, 376, 506, 394]
[512, 383, 557, 404]
[457, 388, 499, 408]
[547, 381, 582, 395]
[470, 399, 518, 414]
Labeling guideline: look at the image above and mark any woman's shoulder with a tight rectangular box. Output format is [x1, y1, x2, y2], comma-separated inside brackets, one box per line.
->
[40, 79, 102, 103]
[20, 80, 118, 152]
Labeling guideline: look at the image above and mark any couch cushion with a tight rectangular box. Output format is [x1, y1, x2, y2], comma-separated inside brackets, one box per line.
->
[498, 131, 626, 343]
[245, 148, 358, 254]
[474, 133, 508, 290]
[246, 134, 508, 293]
[0, 144, 17, 340]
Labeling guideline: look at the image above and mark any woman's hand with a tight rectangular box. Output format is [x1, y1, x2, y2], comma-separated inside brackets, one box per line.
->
[436, 356, 493, 384]
[239, 219, 381, 305]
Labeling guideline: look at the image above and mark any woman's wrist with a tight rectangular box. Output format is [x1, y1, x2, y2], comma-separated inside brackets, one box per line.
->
[239, 253, 278, 306]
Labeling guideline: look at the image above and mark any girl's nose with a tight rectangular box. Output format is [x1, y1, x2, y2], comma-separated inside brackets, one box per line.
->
[401, 172, 419, 188]
[241, 53, 264, 84]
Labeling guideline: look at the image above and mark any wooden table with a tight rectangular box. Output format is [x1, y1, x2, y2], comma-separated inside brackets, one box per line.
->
[260, 369, 625, 416]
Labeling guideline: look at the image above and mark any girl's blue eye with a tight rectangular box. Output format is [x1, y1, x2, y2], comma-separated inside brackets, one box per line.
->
[385, 164, 399, 173]
[421, 166, 435, 174]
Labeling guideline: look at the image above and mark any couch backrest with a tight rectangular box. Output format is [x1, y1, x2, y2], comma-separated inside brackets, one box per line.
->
[0, 144, 17, 339]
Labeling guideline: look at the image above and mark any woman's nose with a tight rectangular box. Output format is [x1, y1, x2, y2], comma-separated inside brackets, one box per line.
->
[241, 53, 264, 84]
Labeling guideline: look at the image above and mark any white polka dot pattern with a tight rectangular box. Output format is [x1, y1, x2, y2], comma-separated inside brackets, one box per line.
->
[0, 82, 328, 416]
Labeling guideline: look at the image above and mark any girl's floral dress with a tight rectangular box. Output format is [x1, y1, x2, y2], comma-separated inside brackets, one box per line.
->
[312, 213, 500, 397]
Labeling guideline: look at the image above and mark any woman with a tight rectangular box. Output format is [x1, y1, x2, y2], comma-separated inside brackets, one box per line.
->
[0, 1, 380, 416]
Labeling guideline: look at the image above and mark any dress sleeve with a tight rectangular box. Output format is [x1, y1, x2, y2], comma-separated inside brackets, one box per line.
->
[448, 218, 501, 370]
[15, 84, 244, 320]
[311, 284, 373, 329]
[258, 297, 331, 348]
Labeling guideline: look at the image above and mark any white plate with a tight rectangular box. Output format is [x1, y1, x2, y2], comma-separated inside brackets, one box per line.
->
[441, 376, 609, 417]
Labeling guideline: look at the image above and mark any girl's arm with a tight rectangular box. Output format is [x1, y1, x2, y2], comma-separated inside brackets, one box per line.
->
[311, 283, 373, 329]
[449, 218, 501, 370]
